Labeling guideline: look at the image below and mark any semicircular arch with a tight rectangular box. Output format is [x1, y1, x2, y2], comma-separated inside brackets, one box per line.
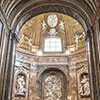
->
[9, 1, 93, 35]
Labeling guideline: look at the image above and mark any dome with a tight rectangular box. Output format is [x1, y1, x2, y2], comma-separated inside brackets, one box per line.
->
[17, 13, 85, 55]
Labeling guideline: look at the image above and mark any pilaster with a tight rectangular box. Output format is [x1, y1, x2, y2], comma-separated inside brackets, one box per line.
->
[86, 27, 100, 100]
[1, 29, 18, 100]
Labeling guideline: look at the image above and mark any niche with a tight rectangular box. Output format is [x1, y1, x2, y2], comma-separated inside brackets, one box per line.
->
[78, 73, 90, 98]
[15, 73, 26, 97]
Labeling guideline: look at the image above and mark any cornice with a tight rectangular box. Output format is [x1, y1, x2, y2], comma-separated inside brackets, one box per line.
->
[16, 47, 87, 65]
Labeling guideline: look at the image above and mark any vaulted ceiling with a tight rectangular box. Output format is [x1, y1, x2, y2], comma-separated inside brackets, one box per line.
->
[0, 0, 100, 54]
[17, 13, 85, 53]
[0, 0, 100, 33]
[0, 0, 99, 14]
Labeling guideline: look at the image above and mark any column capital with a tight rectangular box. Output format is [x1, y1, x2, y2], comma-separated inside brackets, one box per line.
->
[9, 29, 19, 42]
[85, 26, 93, 40]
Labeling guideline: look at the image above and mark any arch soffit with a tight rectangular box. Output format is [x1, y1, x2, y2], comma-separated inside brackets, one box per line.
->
[1, 0, 97, 14]
[37, 66, 68, 80]
[8, 1, 95, 35]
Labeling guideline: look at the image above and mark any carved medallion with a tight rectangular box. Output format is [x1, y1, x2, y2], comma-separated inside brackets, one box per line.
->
[47, 14, 58, 27]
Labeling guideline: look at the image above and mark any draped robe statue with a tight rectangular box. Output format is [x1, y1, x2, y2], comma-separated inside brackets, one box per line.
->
[16, 75, 26, 96]
[78, 75, 90, 96]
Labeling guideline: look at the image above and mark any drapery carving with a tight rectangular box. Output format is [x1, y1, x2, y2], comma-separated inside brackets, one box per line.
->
[12, 64, 29, 100]
[78, 75, 90, 97]
[16, 74, 26, 96]
[76, 63, 91, 99]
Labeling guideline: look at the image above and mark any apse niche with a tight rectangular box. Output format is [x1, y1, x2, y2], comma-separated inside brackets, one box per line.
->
[17, 13, 85, 55]
[13, 13, 91, 100]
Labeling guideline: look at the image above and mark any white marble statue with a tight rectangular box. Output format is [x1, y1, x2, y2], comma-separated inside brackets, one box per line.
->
[78, 75, 90, 96]
[74, 34, 79, 44]
[16, 75, 26, 96]
[41, 20, 46, 30]
[48, 28, 58, 37]
[19, 34, 24, 42]
[59, 20, 65, 31]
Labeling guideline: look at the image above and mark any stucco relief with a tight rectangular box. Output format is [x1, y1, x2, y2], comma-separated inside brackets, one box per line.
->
[43, 75, 62, 100]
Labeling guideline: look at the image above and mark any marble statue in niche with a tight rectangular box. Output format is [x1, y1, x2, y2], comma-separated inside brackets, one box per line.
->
[78, 75, 90, 97]
[44, 75, 62, 100]
[16, 75, 26, 96]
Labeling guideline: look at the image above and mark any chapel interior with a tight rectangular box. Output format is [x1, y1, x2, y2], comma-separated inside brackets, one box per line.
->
[0, 0, 100, 100]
